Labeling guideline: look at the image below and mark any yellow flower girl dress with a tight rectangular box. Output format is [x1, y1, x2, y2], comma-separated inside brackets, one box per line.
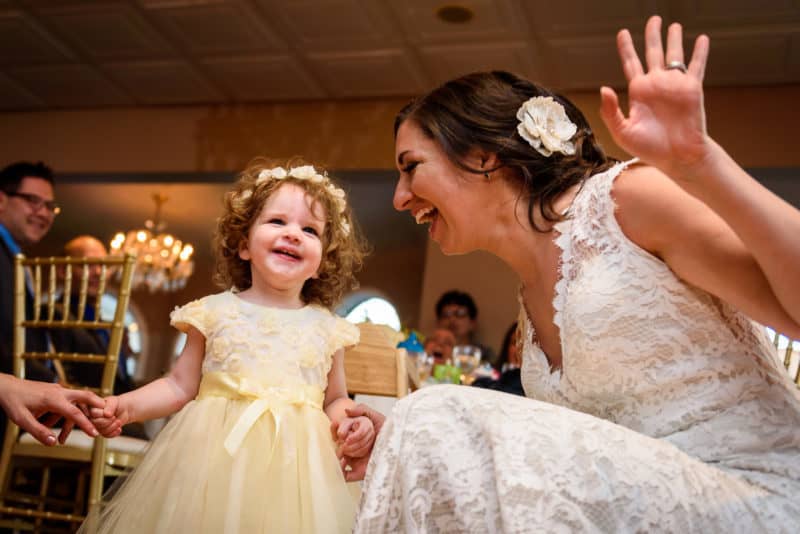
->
[87, 291, 360, 533]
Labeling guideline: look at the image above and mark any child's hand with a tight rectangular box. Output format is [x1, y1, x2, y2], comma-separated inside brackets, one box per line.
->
[336, 415, 375, 458]
[88, 396, 128, 438]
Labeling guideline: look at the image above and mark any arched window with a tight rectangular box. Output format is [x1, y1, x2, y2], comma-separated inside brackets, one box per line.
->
[338, 291, 401, 331]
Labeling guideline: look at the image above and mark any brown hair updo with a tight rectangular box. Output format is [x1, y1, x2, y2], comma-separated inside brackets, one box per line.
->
[395, 71, 618, 231]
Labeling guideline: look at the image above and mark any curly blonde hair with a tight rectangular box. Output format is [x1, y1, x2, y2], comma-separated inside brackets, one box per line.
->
[213, 157, 368, 309]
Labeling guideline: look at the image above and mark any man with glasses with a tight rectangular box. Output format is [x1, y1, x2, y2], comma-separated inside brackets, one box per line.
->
[0, 161, 61, 442]
[435, 290, 495, 364]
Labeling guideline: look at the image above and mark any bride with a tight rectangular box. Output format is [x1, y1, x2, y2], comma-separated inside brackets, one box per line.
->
[334, 15, 800, 532]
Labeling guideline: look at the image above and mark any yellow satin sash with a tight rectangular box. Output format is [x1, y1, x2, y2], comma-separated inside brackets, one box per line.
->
[197, 372, 325, 457]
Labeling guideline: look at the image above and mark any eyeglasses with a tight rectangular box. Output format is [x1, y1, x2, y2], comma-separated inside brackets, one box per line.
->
[6, 191, 61, 215]
[439, 308, 470, 319]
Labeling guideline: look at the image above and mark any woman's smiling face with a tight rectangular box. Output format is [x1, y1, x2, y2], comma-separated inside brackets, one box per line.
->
[393, 120, 490, 255]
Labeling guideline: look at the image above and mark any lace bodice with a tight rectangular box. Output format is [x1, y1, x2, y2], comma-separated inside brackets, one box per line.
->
[520, 160, 800, 484]
[170, 291, 359, 388]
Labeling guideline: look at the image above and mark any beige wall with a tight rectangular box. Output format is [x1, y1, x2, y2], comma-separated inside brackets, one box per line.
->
[4, 84, 799, 363]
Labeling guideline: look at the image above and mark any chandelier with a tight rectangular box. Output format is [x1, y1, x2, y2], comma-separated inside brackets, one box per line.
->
[109, 193, 194, 292]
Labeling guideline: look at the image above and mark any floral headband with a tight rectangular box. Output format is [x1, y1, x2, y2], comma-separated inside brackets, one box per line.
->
[249, 165, 351, 236]
[516, 96, 577, 157]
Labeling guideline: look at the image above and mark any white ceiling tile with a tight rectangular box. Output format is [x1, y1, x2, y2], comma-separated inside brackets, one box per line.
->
[0, 0, 796, 110]
[104, 60, 224, 104]
[143, 0, 285, 55]
[202, 55, 326, 101]
[520, 0, 663, 37]
[388, 0, 528, 45]
[259, 0, 400, 51]
[546, 36, 627, 91]
[38, 3, 174, 60]
[0, 11, 75, 64]
[0, 72, 44, 110]
[7, 64, 132, 108]
[419, 41, 539, 88]
[308, 49, 426, 97]
[670, 0, 800, 27]
[700, 32, 794, 86]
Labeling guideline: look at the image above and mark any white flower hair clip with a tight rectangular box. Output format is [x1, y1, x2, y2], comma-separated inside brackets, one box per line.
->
[253, 165, 351, 235]
[516, 96, 577, 157]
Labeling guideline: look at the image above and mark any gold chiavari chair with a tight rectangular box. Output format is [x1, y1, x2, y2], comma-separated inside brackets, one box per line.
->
[344, 323, 413, 399]
[0, 253, 146, 532]
[773, 330, 800, 386]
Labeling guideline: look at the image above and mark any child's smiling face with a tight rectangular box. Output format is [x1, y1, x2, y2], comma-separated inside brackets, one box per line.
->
[239, 182, 326, 296]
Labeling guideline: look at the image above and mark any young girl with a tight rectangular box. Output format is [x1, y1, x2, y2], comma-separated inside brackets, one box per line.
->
[82, 159, 373, 533]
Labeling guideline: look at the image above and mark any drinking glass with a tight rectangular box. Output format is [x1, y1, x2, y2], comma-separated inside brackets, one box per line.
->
[452, 344, 482, 376]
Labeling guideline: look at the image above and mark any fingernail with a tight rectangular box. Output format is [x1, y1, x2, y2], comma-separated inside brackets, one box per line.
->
[45, 435, 56, 445]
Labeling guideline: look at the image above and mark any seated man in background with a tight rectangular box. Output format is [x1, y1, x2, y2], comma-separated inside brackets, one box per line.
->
[50, 235, 148, 439]
[50, 235, 137, 395]
[435, 290, 495, 363]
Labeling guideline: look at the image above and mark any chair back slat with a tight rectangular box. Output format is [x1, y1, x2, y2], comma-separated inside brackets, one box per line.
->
[76, 263, 89, 323]
[62, 263, 72, 324]
[773, 329, 799, 386]
[47, 263, 56, 321]
[32, 265, 41, 321]
[95, 265, 108, 325]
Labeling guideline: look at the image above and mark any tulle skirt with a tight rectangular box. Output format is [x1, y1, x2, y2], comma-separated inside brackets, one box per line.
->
[79, 396, 357, 533]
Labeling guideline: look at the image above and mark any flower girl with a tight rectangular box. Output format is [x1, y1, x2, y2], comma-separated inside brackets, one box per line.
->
[82, 159, 373, 533]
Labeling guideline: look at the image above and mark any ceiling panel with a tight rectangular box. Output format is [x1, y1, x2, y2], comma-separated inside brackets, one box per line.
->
[0, 0, 797, 111]
[0, 11, 74, 65]
[700, 32, 794, 86]
[546, 36, 628, 90]
[202, 55, 326, 101]
[143, 0, 285, 55]
[7, 63, 132, 108]
[519, 0, 664, 38]
[259, 0, 401, 51]
[419, 41, 540, 87]
[36, 3, 174, 60]
[0, 72, 43, 110]
[388, 0, 528, 45]
[104, 60, 224, 105]
[309, 49, 426, 97]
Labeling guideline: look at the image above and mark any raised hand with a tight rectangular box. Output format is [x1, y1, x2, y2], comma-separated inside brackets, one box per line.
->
[600, 16, 711, 180]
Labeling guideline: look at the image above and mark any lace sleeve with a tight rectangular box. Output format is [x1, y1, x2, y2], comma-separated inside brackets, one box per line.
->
[170, 297, 209, 337]
[329, 317, 360, 353]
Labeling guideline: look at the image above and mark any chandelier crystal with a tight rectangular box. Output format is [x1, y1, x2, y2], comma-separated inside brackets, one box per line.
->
[109, 193, 194, 292]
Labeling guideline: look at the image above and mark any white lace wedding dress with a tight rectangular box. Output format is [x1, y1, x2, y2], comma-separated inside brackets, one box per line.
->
[353, 161, 800, 533]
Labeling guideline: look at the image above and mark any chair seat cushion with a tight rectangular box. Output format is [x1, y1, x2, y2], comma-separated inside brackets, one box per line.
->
[19, 430, 148, 455]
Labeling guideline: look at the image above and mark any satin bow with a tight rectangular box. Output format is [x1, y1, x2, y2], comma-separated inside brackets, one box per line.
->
[197, 372, 324, 457]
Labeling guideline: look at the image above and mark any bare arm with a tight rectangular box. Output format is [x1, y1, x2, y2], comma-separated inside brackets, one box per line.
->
[324, 348, 374, 458]
[0, 373, 103, 445]
[614, 165, 800, 339]
[323, 349, 356, 425]
[91, 327, 205, 437]
[600, 15, 800, 329]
